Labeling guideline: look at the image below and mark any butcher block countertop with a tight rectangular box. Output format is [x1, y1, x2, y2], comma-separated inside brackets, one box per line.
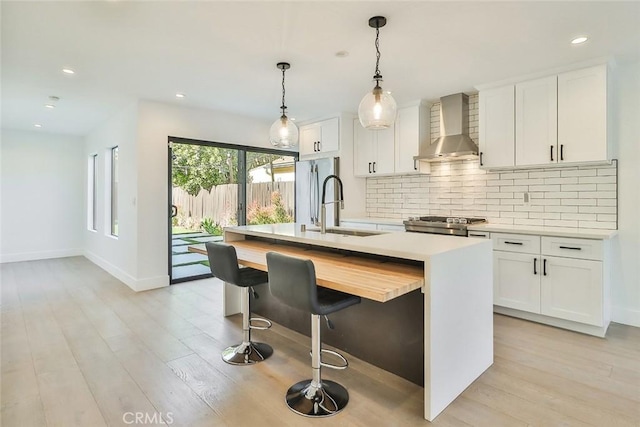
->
[190, 238, 424, 302]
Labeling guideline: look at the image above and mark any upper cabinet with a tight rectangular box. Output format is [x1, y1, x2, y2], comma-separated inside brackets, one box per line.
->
[353, 101, 431, 177]
[477, 63, 611, 169]
[353, 119, 395, 176]
[558, 65, 608, 163]
[479, 85, 515, 168]
[395, 102, 431, 175]
[299, 117, 340, 158]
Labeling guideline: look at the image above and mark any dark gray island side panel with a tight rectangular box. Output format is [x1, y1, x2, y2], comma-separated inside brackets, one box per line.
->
[252, 284, 425, 386]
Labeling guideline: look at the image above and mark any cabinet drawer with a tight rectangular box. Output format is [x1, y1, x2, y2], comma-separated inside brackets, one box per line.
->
[542, 236, 603, 261]
[468, 231, 491, 239]
[492, 233, 540, 254]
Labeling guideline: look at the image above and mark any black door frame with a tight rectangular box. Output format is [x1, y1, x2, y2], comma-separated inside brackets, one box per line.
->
[168, 135, 298, 284]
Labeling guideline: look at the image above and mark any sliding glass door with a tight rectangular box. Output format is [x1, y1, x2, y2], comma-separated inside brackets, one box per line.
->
[168, 137, 297, 284]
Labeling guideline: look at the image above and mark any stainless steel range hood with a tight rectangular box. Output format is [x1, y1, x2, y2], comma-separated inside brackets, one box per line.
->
[414, 93, 479, 162]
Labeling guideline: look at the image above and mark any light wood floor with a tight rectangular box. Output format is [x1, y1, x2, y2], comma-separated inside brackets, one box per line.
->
[1, 257, 639, 427]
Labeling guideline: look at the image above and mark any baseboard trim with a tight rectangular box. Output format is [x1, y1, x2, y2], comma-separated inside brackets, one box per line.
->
[611, 306, 640, 328]
[83, 251, 169, 292]
[0, 248, 83, 263]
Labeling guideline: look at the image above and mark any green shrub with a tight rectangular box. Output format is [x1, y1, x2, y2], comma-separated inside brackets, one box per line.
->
[247, 191, 293, 225]
[201, 218, 224, 235]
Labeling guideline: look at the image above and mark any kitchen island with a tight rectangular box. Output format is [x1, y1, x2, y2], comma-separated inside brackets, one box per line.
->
[201, 223, 493, 421]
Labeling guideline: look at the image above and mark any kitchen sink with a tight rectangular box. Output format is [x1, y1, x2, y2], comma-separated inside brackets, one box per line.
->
[307, 228, 381, 237]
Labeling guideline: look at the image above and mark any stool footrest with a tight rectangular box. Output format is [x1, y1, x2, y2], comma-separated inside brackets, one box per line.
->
[249, 317, 272, 330]
[309, 348, 348, 370]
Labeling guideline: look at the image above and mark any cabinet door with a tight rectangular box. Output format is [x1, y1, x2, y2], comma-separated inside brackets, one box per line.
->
[493, 251, 540, 313]
[558, 65, 607, 163]
[318, 117, 339, 153]
[300, 124, 321, 157]
[479, 85, 515, 168]
[353, 119, 375, 176]
[541, 257, 603, 326]
[515, 76, 558, 166]
[394, 106, 420, 174]
[374, 126, 395, 175]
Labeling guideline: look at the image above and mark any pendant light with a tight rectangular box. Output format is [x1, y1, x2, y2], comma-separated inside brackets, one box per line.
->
[358, 16, 397, 130]
[269, 62, 299, 148]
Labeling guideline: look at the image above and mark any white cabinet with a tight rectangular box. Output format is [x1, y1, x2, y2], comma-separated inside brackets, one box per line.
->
[394, 102, 431, 174]
[478, 85, 515, 168]
[558, 64, 608, 163]
[491, 232, 609, 336]
[540, 256, 603, 326]
[515, 75, 558, 166]
[477, 63, 610, 169]
[299, 117, 339, 158]
[493, 251, 541, 313]
[353, 119, 395, 176]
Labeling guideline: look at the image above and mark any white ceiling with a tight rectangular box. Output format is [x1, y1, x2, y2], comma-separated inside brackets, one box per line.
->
[2, 1, 639, 136]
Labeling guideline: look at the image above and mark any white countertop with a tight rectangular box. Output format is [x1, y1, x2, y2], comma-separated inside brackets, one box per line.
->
[225, 223, 490, 262]
[341, 217, 405, 226]
[468, 223, 618, 239]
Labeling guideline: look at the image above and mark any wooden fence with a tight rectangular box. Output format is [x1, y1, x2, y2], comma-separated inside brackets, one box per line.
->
[172, 182, 295, 227]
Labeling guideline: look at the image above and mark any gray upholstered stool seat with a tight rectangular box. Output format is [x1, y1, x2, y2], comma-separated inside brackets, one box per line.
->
[266, 251, 361, 417]
[205, 241, 273, 365]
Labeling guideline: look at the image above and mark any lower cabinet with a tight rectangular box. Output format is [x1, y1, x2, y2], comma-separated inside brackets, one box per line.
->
[493, 251, 541, 313]
[492, 232, 609, 335]
[540, 256, 603, 326]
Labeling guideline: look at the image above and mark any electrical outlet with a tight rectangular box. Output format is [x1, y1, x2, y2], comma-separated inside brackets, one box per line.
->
[523, 192, 530, 206]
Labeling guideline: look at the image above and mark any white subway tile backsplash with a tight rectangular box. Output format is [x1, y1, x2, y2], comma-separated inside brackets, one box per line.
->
[365, 99, 616, 230]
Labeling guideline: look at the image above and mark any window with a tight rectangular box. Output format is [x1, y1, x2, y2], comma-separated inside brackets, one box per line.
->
[87, 154, 97, 231]
[110, 146, 119, 236]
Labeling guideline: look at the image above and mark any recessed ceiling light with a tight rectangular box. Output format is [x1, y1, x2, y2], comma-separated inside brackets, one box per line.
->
[34, 124, 42, 128]
[62, 68, 75, 74]
[571, 36, 588, 45]
[335, 50, 349, 58]
[45, 104, 56, 109]
[176, 93, 186, 98]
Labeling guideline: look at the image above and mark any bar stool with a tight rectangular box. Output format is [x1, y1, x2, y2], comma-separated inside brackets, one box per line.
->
[266, 251, 361, 417]
[205, 241, 273, 365]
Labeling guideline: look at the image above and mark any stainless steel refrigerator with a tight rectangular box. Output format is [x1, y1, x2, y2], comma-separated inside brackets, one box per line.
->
[295, 157, 339, 227]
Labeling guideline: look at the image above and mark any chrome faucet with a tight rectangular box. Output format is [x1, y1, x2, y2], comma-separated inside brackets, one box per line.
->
[320, 174, 344, 234]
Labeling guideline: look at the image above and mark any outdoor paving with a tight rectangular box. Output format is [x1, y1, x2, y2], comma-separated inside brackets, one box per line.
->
[172, 252, 208, 264]
[171, 238, 192, 246]
[190, 236, 224, 243]
[172, 263, 212, 280]
[173, 232, 210, 239]
[172, 246, 191, 254]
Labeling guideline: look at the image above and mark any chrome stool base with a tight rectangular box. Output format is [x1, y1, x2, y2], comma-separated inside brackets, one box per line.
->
[285, 379, 349, 417]
[222, 341, 273, 365]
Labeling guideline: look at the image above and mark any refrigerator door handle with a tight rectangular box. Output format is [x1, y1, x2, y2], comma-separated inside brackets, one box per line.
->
[314, 165, 320, 223]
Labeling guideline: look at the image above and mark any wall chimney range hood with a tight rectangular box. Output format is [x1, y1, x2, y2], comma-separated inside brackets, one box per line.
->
[414, 93, 479, 162]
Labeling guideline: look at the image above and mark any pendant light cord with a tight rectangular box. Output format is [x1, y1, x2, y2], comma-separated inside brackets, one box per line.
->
[281, 67, 287, 116]
[374, 25, 382, 81]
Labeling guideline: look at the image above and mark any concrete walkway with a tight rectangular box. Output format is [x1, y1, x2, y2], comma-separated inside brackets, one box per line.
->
[171, 232, 222, 281]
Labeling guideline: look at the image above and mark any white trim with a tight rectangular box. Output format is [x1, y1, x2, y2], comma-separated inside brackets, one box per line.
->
[611, 306, 640, 328]
[83, 251, 169, 292]
[0, 249, 83, 264]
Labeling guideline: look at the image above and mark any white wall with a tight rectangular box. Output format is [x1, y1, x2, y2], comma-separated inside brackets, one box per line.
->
[0, 129, 84, 262]
[611, 59, 640, 326]
[83, 102, 140, 288]
[134, 100, 272, 288]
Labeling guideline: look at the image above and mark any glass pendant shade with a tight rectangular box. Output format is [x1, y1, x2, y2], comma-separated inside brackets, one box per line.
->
[358, 84, 397, 129]
[269, 115, 299, 148]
